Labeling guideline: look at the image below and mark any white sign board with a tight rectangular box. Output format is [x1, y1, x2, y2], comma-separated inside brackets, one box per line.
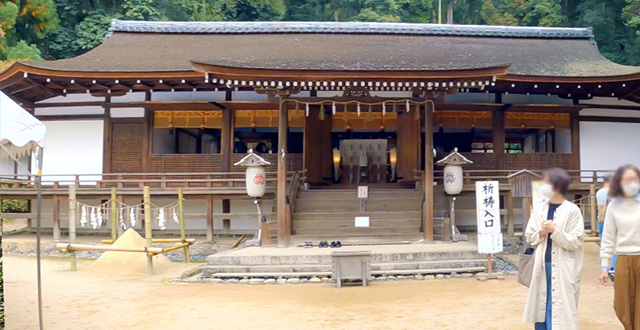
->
[358, 186, 368, 199]
[476, 181, 503, 254]
[531, 180, 545, 206]
[355, 216, 370, 227]
[478, 233, 504, 254]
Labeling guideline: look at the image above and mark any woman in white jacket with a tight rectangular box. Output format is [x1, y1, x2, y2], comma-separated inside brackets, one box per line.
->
[523, 168, 584, 330]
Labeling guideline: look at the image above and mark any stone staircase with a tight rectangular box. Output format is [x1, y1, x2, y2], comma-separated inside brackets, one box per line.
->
[200, 247, 491, 280]
[291, 188, 424, 244]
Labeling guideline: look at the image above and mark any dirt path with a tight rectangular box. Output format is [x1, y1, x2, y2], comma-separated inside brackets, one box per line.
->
[4, 243, 621, 330]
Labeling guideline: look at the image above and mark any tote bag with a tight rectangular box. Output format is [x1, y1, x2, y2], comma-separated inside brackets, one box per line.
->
[517, 248, 535, 288]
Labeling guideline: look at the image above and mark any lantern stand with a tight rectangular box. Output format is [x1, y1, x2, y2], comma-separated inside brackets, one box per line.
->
[436, 148, 473, 242]
[234, 150, 271, 246]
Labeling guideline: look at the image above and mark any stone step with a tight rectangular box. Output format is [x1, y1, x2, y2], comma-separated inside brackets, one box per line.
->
[294, 226, 421, 235]
[204, 266, 488, 279]
[207, 249, 486, 266]
[295, 199, 423, 212]
[293, 211, 422, 220]
[297, 189, 422, 199]
[202, 259, 489, 276]
[293, 218, 420, 228]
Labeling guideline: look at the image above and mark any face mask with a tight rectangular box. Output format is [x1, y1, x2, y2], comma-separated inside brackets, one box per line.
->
[540, 183, 554, 199]
[623, 182, 640, 197]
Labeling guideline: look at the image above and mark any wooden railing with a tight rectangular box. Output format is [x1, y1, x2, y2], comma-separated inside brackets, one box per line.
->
[0, 171, 301, 196]
[287, 169, 307, 235]
[414, 169, 615, 187]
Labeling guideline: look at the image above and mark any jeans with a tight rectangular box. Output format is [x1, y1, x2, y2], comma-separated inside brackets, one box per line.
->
[534, 262, 553, 330]
[599, 222, 618, 272]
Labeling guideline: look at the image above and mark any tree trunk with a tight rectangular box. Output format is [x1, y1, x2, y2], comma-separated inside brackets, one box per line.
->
[447, 2, 454, 24]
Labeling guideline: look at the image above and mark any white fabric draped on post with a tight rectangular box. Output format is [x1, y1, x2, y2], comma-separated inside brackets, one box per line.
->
[0, 92, 46, 160]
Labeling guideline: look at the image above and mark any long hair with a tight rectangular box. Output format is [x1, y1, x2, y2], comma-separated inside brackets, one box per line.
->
[609, 164, 640, 198]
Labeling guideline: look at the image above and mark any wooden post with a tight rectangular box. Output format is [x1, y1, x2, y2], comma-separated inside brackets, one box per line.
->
[423, 102, 434, 241]
[110, 188, 117, 242]
[116, 194, 124, 236]
[590, 184, 597, 237]
[206, 196, 214, 242]
[143, 186, 153, 275]
[277, 97, 290, 247]
[507, 191, 514, 236]
[178, 188, 189, 262]
[69, 186, 77, 271]
[52, 195, 60, 240]
[492, 109, 505, 170]
[570, 112, 581, 170]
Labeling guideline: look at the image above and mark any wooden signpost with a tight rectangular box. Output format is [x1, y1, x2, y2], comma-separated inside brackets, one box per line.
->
[475, 180, 504, 281]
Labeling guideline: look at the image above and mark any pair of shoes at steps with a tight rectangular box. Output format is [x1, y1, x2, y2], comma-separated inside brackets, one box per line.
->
[303, 241, 313, 248]
[318, 241, 329, 248]
[330, 241, 342, 248]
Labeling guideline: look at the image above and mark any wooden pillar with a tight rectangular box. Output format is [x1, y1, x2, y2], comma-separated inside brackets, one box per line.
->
[141, 91, 152, 172]
[277, 98, 290, 247]
[303, 104, 332, 184]
[492, 108, 505, 170]
[102, 96, 111, 173]
[570, 112, 581, 170]
[52, 195, 60, 240]
[206, 196, 214, 242]
[423, 101, 434, 241]
[397, 110, 421, 182]
[221, 91, 234, 230]
[507, 191, 514, 236]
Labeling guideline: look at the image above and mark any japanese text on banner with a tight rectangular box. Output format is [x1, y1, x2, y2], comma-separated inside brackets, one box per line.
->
[475, 181, 501, 235]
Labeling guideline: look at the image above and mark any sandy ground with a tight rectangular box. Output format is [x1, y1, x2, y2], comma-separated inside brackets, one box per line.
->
[5, 243, 622, 330]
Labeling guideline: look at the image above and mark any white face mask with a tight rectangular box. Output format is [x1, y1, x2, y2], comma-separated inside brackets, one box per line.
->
[540, 183, 554, 199]
[623, 182, 640, 197]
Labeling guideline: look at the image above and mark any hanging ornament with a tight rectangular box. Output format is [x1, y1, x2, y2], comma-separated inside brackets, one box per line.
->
[406, 100, 410, 112]
[305, 103, 309, 117]
[157, 208, 166, 230]
[357, 102, 361, 116]
[130, 207, 136, 228]
[414, 103, 421, 120]
[250, 111, 257, 130]
[80, 205, 87, 227]
[392, 102, 397, 113]
[380, 115, 386, 132]
[119, 207, 126, 230]
[168, 112, 174, 130]
[382, 102, 386, 116]
[345, 122, 352, 131]
[200, 113, 206, 130]
[332, 102, 336, 115]
[97, 206, 104, 227]
[367, 104, 373, 122]
[90, 207, 98, 229]
[318, 104, 326, 120]
[173, 207, 179, 224]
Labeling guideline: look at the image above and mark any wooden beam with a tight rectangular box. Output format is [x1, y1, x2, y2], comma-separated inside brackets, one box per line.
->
[492, 108, 505, 170]
[423, 101, 434, 241]
[25, 78, 64, 97]
[277, 97, 290, 247]
[35, 114, 104, 121]
[578, 115, 640, 123]
[206, 196, 214, 242]
[52, 195, 60, 240]
[570, 112, 581, 170]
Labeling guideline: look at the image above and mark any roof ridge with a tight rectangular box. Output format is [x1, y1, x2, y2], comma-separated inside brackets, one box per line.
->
[107, 19, 593, 39]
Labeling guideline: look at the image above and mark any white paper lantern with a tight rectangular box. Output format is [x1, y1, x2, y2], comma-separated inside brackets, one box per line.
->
[436, 148, 473, 196]
[246, 166, 267, 198]
[443, 164, 464, 195]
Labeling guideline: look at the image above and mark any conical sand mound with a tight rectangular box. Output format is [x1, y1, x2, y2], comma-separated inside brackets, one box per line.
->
[86, 229, 173, 275]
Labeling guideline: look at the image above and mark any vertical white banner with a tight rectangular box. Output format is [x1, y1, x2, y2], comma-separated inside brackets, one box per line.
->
[476, 181, 503, 254]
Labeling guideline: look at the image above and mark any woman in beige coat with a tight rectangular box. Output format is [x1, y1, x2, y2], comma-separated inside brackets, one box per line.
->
[523, 168, 584, 330]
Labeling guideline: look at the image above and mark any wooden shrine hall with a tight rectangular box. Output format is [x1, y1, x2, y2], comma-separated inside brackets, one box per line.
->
[2, 20, 640, 246]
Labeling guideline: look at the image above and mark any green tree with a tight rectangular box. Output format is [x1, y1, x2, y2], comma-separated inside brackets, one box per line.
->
[227, 0, 286, 21]
[0, 0, 59, 61]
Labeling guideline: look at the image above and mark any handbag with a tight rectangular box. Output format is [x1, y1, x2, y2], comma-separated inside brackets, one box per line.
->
[516, 245, 535, 288]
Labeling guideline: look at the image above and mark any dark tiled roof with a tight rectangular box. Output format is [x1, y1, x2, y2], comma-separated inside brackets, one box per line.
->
[107, 20, 594, 39]
[16, 20, 640, 78]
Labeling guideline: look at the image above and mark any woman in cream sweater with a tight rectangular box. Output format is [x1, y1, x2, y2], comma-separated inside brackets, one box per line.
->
[600, 164, 640, 330]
